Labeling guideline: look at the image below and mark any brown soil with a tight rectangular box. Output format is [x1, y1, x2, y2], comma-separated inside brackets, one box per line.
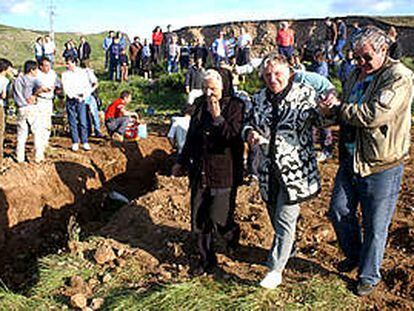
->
[0, 127, 413, 309]
[0, 128, 173, 288]
[97, 132, 414, 309]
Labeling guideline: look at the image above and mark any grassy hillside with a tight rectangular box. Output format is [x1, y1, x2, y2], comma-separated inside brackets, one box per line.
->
[0, 24, 106, 70]
[375, 16, 414, 27]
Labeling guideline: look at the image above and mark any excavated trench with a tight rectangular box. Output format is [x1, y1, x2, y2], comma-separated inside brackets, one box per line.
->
[0, 135, 173, 288]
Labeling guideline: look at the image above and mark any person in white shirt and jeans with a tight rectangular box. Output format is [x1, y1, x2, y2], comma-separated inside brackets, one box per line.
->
[61, 56, 92, 151]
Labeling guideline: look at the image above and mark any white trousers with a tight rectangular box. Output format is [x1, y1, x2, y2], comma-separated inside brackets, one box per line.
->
[16, 105, 43, 162]
[37, 98, 53, 149]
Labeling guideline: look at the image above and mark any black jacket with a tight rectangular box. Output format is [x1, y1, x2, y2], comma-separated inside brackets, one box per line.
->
[178, 95, 244, 188]
[191, 45, 208, 65]
[78, 42, 91, 60]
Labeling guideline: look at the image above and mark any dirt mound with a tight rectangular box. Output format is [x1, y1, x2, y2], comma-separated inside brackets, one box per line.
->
[0, 134, 172, 288]
[98, 135, 414, 309]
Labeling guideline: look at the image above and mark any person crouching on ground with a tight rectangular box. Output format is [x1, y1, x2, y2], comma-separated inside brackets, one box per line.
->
[243, 52, 332, 289]
[104, 90, 138, 141]
[172, 69, 244, 274]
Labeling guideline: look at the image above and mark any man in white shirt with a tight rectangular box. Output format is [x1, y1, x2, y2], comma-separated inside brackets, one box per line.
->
[0, 58, 13, 165]
[37, 56, 61, 153]
[61, 56, 92, 151]
[43, 35, 56, 68]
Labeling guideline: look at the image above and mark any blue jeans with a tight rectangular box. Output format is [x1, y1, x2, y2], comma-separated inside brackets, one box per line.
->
[66, 98, 88, 144]
[214, 55, 227, 68]
[109, 59, 120, 81]
[105, 117, 130, 135]
[167, 56, 178, 73]
[267, 189, 300, 272]
[86, 95, 101, 136]
[334, 39, 346, 60]
[278, 46, 294, 59]
[329, 162, 404, 285]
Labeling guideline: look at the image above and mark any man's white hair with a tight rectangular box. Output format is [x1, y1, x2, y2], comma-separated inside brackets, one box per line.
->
[354, 25, 391, 53]
[203, 69, 223, 89]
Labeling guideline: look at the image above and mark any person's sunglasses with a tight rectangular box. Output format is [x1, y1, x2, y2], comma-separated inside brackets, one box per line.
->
[355, 53, 373, 63]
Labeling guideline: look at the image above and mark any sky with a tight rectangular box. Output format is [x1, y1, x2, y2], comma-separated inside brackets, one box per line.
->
[0, 0, 413, 39]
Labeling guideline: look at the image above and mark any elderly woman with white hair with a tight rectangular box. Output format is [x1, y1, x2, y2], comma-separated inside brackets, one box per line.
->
[243, 52, 331, 289]
[172, 69, 244, 273]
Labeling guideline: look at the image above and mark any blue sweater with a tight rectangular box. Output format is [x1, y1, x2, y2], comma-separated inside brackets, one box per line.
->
[293, 70, 334, 97]
[311, 61, 329, 78]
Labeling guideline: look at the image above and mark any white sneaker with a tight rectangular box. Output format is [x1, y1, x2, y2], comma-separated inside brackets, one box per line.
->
[71, 143, 79, 151]
[316, 152, 327, 162]
[260, 270, 282, 289]
[82, 143, 91, 151]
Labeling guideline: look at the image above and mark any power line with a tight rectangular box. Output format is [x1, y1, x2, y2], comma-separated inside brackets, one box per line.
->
[48, 0, 56, 40]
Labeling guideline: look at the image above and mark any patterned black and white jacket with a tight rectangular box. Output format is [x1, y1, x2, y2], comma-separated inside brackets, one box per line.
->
[242, 82, 328, 204]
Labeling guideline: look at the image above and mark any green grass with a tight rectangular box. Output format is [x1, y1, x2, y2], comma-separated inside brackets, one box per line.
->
[101, 276, 362, 311]
[29, 254, 94, 297]
[0, 253, 93, 310]
[0, 234, 363, 311]
[374, 16, 414, 27]
[239, 71, 264, 95]
[0, 24, 106, 71]
[402, 57, 414, 72]
[98, 72, 187, 117]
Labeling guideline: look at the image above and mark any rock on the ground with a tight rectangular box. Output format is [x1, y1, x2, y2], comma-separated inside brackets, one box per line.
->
[94, 244, 116, 265]
[70, 293, 87, 309]
[64, 276, 92, 298]
[91, 298, 105, 310]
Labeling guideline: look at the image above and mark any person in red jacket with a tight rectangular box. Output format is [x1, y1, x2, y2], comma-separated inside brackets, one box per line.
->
[105, 90, 138, 140]
[276, 21, 295, 59]
[152, 26, 163, 64]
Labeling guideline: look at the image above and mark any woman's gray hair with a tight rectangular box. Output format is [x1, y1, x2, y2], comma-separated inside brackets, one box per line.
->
[203, 69, 223, 89]
[354, 25, 391, 53]
[259, 51, 289, 78]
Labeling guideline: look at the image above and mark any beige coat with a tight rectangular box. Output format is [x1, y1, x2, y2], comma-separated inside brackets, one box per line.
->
[340, 58, 414, 177]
